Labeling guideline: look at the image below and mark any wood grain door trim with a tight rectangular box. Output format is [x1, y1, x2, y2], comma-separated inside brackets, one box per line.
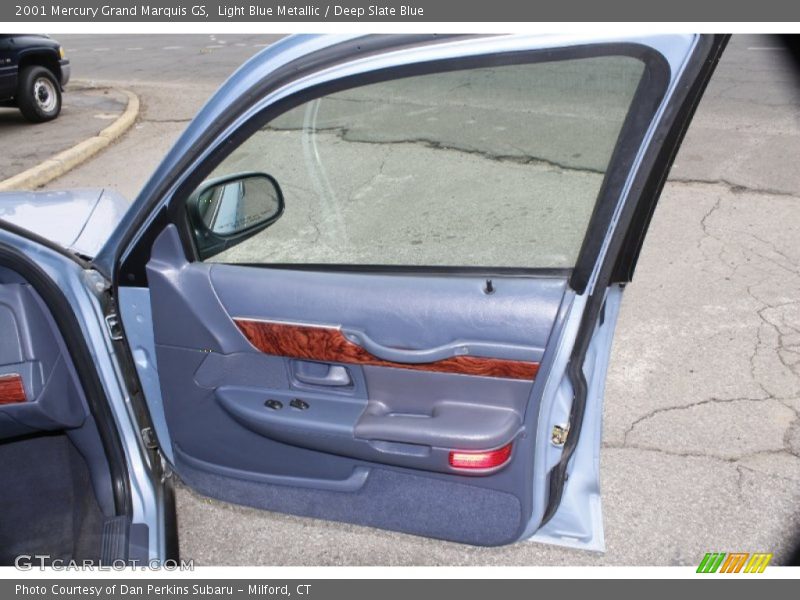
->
[0, 373, 27, 405]
[234, 318, 539, 380]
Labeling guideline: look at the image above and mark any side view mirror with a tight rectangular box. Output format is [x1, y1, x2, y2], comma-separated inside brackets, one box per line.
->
[187, 172, 284, 259]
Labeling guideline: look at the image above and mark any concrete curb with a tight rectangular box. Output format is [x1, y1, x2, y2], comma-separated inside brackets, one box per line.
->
[0, 88, 140, 192]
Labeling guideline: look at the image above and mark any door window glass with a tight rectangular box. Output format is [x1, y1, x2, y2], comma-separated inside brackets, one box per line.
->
[192, 55, 645, 268]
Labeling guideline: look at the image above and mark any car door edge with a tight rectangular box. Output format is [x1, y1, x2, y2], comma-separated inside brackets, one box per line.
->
[528, 34, 729, 547]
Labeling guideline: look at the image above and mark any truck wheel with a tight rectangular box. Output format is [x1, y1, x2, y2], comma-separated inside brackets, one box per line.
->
[17, 65, 62, 123]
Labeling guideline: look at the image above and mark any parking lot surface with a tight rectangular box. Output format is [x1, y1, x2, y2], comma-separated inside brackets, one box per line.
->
[0, 85, 126, 181]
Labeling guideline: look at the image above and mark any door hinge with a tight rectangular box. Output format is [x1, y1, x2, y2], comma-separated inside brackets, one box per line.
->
[551, 423, 570, 446]
[105, 313, 124, 341]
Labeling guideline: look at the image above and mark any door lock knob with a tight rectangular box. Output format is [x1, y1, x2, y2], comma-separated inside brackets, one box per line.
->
[289, 398, 310, 411]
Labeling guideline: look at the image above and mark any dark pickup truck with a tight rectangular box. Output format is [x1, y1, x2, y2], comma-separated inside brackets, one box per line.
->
[0, 34, 70, 122]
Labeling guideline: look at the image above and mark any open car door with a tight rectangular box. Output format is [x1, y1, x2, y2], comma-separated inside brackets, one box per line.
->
[103, 34, 727, 549]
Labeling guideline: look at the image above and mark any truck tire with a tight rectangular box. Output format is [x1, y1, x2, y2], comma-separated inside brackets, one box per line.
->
[17, 65, 61, 123]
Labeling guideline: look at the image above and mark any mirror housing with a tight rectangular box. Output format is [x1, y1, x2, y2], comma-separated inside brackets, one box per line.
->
[187, 172, 284, 260]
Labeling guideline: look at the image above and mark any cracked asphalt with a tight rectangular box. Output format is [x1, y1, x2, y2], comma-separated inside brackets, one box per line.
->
[42, 34, 800, 565]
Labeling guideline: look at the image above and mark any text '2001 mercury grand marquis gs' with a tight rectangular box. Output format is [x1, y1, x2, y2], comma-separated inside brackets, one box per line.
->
[0, 34, 727, 563]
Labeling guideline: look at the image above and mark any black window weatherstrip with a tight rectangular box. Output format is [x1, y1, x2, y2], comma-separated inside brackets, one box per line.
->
[568, 46, 669, 294]
[226, 263, 573, 279]
[119, 38, 671, 288]
[610, 36, 731, 284]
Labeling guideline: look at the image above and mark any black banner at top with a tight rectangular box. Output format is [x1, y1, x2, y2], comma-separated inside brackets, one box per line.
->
[3, 0, 800, 22]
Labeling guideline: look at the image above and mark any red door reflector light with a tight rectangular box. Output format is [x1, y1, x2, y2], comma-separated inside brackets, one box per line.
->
[449, 443, 512, 470]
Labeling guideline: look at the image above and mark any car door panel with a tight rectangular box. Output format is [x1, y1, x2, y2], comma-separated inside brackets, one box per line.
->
[0, 282, 87, 438]
[109, 34, 728, 549]
[0, 268, 117, 520]
[145, 222, 565, 481]
[133, 223, 568, 544]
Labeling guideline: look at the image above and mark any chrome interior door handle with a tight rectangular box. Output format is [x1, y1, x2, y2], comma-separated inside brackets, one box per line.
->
[293, 362, 352, 387]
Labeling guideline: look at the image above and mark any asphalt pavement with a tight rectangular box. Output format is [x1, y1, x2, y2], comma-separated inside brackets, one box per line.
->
[32, 33, 800, 565]
[0, 85, 127, 180]
[61, 33, 282, 83]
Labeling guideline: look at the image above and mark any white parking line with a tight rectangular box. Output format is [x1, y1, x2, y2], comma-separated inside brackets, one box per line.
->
[747, 47, 783, 51]
[92, 48, 110, 52]
[126, 47, 143, 51]
[162, 46, 183, 50]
